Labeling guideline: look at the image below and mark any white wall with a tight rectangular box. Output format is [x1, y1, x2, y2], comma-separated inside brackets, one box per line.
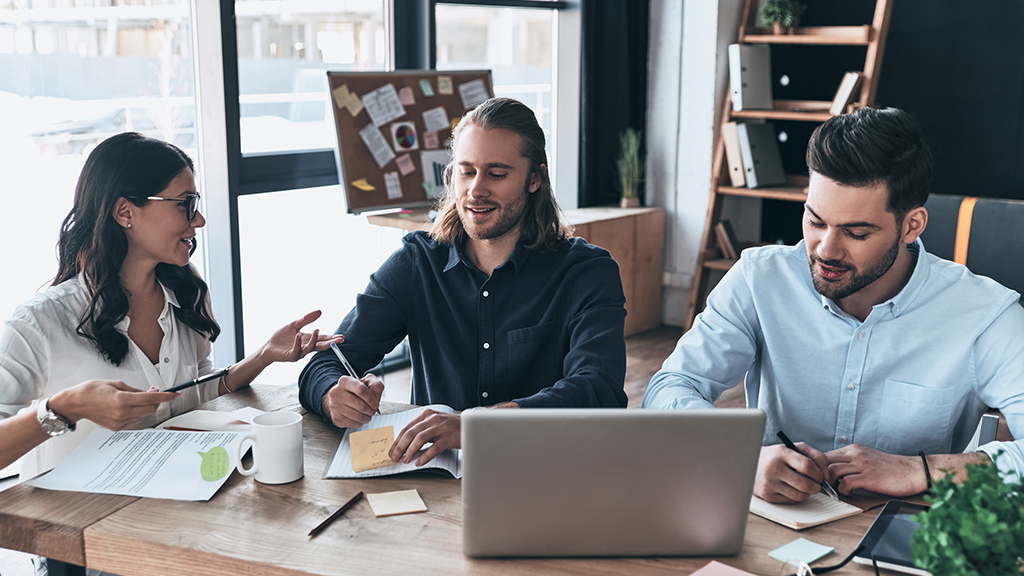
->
[647, 0, 748, 327]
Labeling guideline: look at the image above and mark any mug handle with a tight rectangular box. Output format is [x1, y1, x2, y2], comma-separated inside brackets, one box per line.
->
[236, 434, 258, 476]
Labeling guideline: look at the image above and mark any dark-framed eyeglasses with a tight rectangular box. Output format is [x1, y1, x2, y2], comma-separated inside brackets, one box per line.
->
[136, 193, 201, 222]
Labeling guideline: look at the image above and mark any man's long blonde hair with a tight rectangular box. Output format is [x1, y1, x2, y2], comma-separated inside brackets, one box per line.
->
[430, 97, 572, 252]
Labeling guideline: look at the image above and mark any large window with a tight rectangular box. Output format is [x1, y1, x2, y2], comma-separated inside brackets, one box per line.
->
[0, 0, 200, 321]
[235, 0, 386, 154]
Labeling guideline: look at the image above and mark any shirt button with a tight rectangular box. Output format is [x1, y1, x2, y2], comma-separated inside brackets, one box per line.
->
[482, 392, 489, 398]
[896, 307, 901, 313]
[840, 436, 848, 444]
[858, 332, 865, 339]
[483, 342, 490, 349]
[847, 383, 855, 391]
[163, 357, 170, 363]
[483, 290, 489, 297]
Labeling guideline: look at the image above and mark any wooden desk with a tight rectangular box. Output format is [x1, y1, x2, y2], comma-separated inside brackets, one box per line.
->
[368, 206, 665, 336]
[2, 386, 889, 575]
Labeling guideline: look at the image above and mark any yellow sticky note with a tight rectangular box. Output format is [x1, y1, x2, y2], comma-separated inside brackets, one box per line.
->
[367, 489, 428, 517]
[450, 117, 461, 132]
[331, 84, 351, 106]
[351, 178, 376, 192]
[350, 426, 395, 473]
[344, 93, 364, 117]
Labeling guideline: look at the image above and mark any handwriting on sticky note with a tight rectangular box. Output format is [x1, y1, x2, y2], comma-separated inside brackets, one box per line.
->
[350, 426, 395, 473]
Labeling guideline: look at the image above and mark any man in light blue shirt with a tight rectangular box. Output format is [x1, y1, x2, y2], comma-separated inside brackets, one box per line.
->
[645, 107, 1024, 503]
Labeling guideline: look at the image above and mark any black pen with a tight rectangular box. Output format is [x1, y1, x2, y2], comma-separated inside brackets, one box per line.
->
[165, 367, 231, 393]
[776, 430, 840, 500]
[309, 491, 364, 537]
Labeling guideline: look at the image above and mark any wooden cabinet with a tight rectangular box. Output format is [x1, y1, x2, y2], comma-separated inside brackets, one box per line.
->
[368, 206, 665, 337]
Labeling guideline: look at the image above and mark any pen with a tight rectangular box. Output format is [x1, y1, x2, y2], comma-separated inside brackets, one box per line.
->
[776, 430, 841, 501]
[165, 367, 231, 393]
[308, 491, 364, 537]
[330, 342, 380, 415]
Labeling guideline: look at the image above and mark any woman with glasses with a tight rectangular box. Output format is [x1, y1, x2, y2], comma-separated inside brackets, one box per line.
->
[0, 132, 340, 478]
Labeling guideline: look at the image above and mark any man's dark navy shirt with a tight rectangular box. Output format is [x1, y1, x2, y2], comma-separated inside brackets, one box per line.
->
[298, 230, 627, 413]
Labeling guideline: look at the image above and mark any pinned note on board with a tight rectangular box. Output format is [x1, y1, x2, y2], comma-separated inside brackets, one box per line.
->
[351, 178, 376, 192]
[363, 83, 406, 127]
[391, 121, 419, 151]
[399, 85, 416, 106]
[419, 78, 435, 97]
[350, 426, 395, 473]
[395, 153, 416, 176]
[437, 76, 454, 95]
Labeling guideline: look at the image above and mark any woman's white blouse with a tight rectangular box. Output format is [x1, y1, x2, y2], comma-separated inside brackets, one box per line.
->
[0, 275, 217, 478]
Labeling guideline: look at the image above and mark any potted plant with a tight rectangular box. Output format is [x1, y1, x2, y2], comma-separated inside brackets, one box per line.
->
[617, 127, 644, 208]
[910, 455, 1024, 575]
[759, 0, 806, 35]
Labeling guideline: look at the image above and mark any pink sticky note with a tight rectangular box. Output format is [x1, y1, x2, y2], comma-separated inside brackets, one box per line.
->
[396, 153, 416, 176]
[399, 86, 416, 106]
[423, 131, 440, 149]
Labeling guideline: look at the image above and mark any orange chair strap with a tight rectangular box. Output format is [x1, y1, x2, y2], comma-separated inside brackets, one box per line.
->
[954, 197, 978, 265]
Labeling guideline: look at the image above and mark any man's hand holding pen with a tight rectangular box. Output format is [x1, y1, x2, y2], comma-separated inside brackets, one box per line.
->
[754, 439, 834, 504]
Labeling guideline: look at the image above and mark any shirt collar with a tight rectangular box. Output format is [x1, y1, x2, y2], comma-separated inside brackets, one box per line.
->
[443, 237, 530, 276]
[819, 238, 929, 318]
[115, 279, 180, 331]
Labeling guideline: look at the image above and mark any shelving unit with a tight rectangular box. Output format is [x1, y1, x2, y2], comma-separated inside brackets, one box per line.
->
[685, 0, 894, 330]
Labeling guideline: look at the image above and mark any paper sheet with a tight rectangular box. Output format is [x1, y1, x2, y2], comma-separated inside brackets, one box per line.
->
[422, 105, 450, 133]
[27, 428, 244, 501]
[383, 171, 402, 199]
[325, 405, 462, 479]
[458, 79, 489, 109]
[367, 489, 428, 517]
[390, 121, 419, 151]
[423, 130, 440, 149]
[362, 83, 406, 127]
[437, 76, 453, 95]
[420, 150, 451, 189]
[419, 79, 435, 97]
[358, 124, 396, 168]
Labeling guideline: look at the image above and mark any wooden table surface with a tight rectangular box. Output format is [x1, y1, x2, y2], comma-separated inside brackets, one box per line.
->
[1, 385, 899, 575]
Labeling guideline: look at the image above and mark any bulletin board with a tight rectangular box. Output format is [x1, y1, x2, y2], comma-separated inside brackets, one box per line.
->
[327, 70, 494, 214]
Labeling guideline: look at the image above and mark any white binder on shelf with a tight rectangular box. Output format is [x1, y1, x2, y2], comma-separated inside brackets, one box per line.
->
[736, 121, 786, 189]
[729, 44, 773, 111]
[721, 121, 746, 187]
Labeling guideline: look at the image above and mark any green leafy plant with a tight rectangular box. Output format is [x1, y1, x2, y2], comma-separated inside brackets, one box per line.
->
[617, 128, 644, 202]
[758, 0, 806, 30]
[911, 455, 1024, 575]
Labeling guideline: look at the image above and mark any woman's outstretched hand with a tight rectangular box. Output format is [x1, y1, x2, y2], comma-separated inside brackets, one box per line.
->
[260, 310, 344, 363]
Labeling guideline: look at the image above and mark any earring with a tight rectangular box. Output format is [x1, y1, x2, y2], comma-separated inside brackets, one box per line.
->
[126, 223, 132, 229]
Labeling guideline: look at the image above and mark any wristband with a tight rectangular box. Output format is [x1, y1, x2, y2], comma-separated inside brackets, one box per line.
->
[918, 450, 932, 492]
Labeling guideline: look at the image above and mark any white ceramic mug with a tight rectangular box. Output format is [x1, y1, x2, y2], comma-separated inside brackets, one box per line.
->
[235, 411, 304, 484]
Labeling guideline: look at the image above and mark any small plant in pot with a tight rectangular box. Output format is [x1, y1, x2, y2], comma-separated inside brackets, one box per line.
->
[910, 453, 1024, 575]
[617, 128, 644, 208]
[759, 0, 806, 35]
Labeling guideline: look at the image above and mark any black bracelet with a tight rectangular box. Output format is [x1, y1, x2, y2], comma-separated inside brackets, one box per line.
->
[918, 450, 932, 492]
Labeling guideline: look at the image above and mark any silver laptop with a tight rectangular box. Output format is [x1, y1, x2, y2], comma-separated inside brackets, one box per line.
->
[462, 408, 766, 557]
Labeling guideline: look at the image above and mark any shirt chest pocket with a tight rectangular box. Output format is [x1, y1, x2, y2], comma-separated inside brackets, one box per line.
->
[877, 379, 955, 455]
[506, 322, 558, 380]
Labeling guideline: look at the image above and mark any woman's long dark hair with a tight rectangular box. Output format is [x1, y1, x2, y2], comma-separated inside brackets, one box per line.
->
[54, 132, 219, 365]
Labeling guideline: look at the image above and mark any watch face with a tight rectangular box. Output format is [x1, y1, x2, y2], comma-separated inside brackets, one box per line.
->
[40, 413, 71, 436]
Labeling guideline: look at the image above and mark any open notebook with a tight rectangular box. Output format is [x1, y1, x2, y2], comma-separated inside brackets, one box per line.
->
[750, 493, 863, 530]
[324, 405, 461, 479]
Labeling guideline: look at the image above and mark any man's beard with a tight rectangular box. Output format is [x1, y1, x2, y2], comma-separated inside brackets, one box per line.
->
[809, 236, 901, 300]
[459, 181, 531, 241]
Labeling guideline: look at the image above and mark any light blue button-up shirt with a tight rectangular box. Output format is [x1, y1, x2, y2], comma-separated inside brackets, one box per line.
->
[644, 240, 1024, 480]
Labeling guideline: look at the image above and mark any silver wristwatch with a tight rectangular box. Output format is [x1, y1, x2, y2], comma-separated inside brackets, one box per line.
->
[36, 398, 76, 437]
